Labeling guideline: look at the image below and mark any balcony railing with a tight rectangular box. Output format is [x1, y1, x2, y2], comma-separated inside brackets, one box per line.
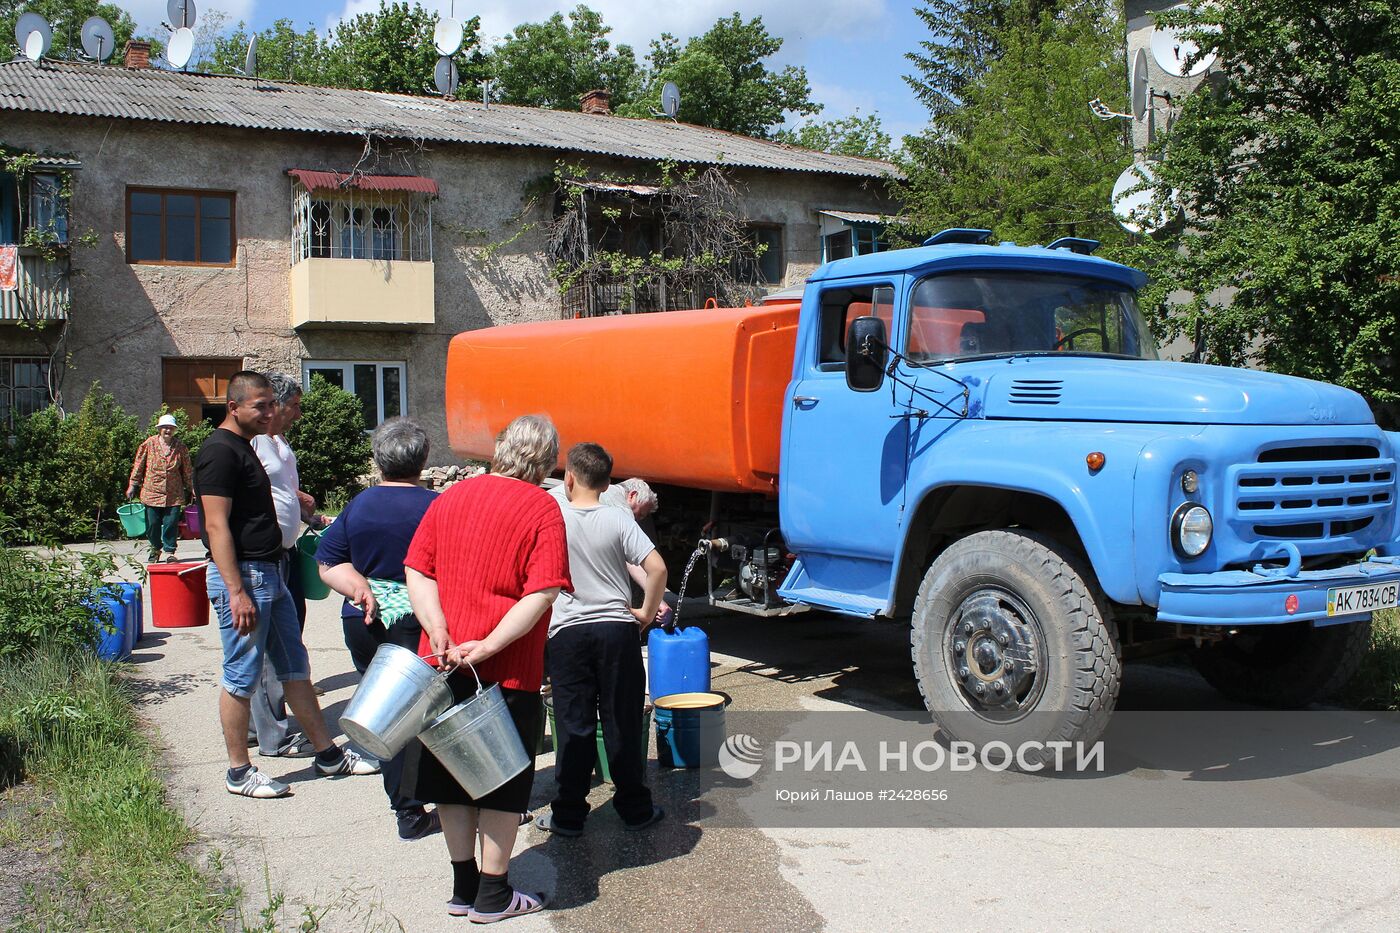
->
[0, 249, 70, 323]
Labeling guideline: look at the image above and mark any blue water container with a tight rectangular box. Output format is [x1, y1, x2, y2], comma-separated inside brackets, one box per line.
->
[113, 582, 143, 646]
[647, 624, 710, 700]
[88, 593, 132, 661]
[653, 692, 725, 768]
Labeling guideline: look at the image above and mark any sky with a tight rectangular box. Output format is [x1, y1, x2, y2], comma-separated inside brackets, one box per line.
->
[116, 0, 935, 143]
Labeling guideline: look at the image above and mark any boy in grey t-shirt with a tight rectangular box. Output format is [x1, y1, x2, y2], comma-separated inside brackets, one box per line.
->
[538, 443, 667, 835]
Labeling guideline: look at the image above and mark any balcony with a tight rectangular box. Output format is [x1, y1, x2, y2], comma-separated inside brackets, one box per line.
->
[0, 249, 70, 323]
[290, 257, 435, 329]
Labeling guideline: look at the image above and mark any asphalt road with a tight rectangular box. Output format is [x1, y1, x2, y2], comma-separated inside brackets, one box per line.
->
[116, 538, 1400, 932]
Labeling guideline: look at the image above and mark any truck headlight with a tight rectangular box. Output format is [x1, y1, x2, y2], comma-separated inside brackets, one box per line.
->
[1172, 503, 1213, 558]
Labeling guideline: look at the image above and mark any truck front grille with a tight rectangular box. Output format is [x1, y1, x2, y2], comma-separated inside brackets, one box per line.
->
[1231, 444, 1394, 543]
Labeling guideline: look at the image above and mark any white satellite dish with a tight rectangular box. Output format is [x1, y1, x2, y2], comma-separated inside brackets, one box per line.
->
[167, 0, 197, 30]
[434, 55, 459, 96]
[661, 81, 681, 119]
[1112, 162, 1175, 235]
[244, 35, 258, 77]
[1150, 15, 1217, 77]
[434, 18, 463, 56]
[167, 27, 194, 69]
[16, 13, 51, 61]
[81, 16, 116, 61]
[1131, 48, 1149, 120]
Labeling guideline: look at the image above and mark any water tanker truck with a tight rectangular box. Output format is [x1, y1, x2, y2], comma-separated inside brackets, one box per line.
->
[446, 228, 1400, 755]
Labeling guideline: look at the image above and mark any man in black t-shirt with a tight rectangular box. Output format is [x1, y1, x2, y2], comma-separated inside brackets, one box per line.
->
[197, 370, 378, 799]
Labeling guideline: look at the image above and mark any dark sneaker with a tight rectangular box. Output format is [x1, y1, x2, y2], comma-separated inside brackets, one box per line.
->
[163, 552, 179, 563]
[535, 811, 583, 837]
[624, 805, 665, 831]
[226, 767, 290, 799]
[258, 731, 314, 759]
[146, 548, 161, 563]
[398, 808, 442, 841]
[314, 747, 380, 776]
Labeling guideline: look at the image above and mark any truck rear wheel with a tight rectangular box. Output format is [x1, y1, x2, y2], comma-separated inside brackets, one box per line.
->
[910, 529, 1120, 767]
[1188, 619, 1371, 707]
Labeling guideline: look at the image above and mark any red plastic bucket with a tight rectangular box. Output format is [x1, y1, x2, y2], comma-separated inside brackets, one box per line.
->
[149, 562, 210, 628]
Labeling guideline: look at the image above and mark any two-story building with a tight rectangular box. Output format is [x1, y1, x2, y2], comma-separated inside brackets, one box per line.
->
[0, 46, 896, 460]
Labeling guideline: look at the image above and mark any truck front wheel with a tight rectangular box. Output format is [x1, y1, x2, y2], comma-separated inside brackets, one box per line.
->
[1188, 619, 1370, 707]
[910, 530, 1121, 765]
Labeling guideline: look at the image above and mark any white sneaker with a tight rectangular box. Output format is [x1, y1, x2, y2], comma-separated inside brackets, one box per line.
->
[314, 747, 380, 777]
[226, 767, 290, 798]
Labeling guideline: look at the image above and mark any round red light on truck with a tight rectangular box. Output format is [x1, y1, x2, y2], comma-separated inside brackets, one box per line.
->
[1086, 452, 1106, 471]
[1284, 594, 1299, 614]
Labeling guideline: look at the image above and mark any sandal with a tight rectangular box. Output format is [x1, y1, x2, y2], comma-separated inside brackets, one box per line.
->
[467, 890, 545, 924]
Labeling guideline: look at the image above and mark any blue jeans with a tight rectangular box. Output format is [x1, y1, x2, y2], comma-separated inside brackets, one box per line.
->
[208, 559, 310, 698]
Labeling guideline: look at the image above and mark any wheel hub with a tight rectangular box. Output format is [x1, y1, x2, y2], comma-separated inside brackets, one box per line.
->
[947, 591, 1042, 713]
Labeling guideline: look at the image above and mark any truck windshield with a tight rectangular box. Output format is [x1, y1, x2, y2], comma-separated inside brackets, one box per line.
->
[905, 271, 1158, 363]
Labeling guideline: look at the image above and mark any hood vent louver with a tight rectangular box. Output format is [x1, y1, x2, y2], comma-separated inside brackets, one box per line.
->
[1008, 379, 1064, 405]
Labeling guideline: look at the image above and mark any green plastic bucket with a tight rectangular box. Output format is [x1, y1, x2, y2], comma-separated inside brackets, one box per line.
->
[545, 700, 651, 783]
[117, 502, 146, 538]
[295, 530, 331, 600]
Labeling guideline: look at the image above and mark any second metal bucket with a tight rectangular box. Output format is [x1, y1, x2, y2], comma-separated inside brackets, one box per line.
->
[419, 662, 530, 799]
[340, 643, 454, 760]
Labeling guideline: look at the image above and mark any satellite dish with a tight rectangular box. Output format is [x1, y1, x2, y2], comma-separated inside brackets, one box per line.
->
[167, 0, 197, 30]
[434, 18, 463, 56]
[1131, 49, 1149, 120]
[1149, 16, 1217, 77]
[1112, 162, 1175, 235]
[15, 13, 51, 61]
[434, 55, 459, 96]
[81, 16, 116, 61]
[167, 27, 194, 69]
[661, 81, 681, 119]
[244, 35, 258, 77]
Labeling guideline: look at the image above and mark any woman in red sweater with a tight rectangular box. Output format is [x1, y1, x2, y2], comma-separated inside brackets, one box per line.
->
[404, 414, 571, 923]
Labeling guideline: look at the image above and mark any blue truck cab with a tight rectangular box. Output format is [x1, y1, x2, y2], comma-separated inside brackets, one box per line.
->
[709, 229, 1397, 753]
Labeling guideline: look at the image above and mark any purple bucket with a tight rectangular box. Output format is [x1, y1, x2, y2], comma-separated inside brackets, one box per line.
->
[183, 505, 202, 536]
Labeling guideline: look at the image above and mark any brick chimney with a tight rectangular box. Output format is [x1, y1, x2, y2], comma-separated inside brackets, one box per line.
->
[580, 89, 612, 115]
[124, 40, 151, 69]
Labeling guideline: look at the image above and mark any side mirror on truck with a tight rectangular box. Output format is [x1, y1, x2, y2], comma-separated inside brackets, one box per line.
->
[846, 316, 888, 392]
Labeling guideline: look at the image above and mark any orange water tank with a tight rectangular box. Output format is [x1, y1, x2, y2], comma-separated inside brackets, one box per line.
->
[445, 302, 801, 494]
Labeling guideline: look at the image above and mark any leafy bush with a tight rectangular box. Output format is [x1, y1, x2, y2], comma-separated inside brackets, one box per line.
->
[286, 374, 371, 502]
[0, 528, 136, 658]
[0, 384, 141, 542]
[143, 405, 214, 463]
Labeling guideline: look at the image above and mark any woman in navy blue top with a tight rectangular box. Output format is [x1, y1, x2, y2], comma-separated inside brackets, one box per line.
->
[317, 417, 439, 841]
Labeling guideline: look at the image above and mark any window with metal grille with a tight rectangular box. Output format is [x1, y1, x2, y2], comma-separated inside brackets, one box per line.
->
[292, 186, 430, 263]
[1, 356, 51, 432]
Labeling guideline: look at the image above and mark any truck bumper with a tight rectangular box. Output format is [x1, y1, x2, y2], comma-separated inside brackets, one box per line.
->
[1157, 554, 1400, 627]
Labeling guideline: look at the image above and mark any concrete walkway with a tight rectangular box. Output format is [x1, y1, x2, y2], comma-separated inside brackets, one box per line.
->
[102, 537, 1400, 932]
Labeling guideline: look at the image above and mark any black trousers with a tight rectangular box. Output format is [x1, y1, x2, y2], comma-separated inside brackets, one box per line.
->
[280, 551, 308, 632]
[343, 612, 425, 816]
[547, 621, 654, 826]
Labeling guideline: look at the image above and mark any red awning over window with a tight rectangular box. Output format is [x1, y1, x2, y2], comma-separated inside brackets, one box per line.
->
[287, 170, 438, 196]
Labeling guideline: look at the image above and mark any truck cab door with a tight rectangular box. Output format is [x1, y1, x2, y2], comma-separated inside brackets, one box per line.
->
[779, 279, 906, 616]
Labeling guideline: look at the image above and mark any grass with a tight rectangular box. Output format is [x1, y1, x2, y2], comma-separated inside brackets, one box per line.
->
[0, 648, 237, 931]
[1341, 608, 1400, 710]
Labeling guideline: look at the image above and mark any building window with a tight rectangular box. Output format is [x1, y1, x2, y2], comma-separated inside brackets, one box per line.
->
[854, 227, 888, 256]
[823, 230, 853, 262]
[162, 357, 244, 427]
[302, 360, 406, 430]
[292, 187, 430, 263]
[1, 357, 51, 432]
[741, 224, 784, 285]
[2, 171, 71, 245]
[821, 225, 888, 263]
[126, 188, 235, 266]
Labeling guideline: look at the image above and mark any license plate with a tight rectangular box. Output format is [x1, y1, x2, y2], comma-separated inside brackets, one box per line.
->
[1326, 582, 1400, 616]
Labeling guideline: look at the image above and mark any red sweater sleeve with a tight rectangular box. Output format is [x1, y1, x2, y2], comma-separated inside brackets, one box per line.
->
[522, 505, 572, 596]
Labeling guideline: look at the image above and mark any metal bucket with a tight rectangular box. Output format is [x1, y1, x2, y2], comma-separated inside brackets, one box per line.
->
[339, 643, 454, 760]
[419, 662, 530, 799]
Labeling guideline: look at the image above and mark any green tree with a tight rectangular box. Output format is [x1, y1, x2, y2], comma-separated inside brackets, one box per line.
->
[619, 14, 820, 138]
[895, 0, 1128, 246]
[0, 0, 136, 60]
[1128, 0, 1400, 409]
[206, 18, 328, 84]
[485, 5, 640, 110]
[775, 113, 894, 161]
[285, 375, 371, 503]
[325, 1, 480, 96]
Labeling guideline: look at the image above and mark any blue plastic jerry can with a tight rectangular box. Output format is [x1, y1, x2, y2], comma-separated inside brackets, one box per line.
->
[647, 624, 711, 700]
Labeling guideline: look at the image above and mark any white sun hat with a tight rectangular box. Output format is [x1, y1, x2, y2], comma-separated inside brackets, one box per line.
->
[157, 414, 178, 428]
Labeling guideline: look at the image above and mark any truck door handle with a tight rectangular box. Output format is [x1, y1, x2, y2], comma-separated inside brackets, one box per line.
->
[792, 396, 819, 408]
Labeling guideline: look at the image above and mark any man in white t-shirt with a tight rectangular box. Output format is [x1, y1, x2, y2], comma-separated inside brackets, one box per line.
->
[244, 372, 319, 758]
[537, 443, 667, 836]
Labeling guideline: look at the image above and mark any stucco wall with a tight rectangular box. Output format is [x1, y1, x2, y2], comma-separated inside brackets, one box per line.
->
[0, 112, 894, 462]
[1126, 1, 1211, 156]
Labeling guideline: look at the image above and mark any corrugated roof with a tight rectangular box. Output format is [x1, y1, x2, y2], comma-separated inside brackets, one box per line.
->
[0, 60, 898, 180]
[288, 169, 439, 195]
[818, 209, 895, 224]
